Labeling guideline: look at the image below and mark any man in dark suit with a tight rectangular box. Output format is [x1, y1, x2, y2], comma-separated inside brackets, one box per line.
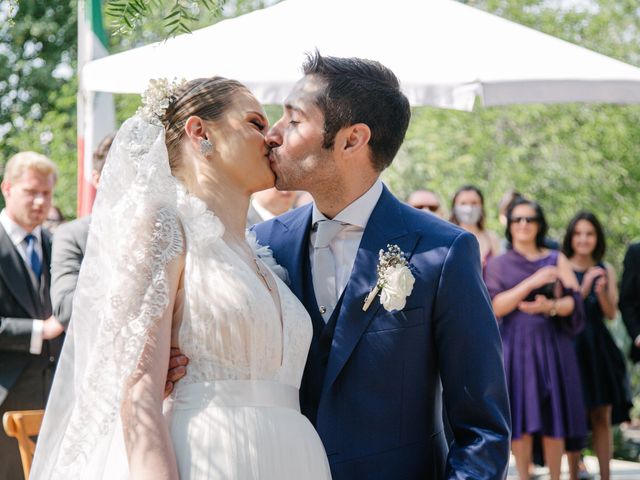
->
[51, 133, 113, 327]
[0, 151, 64, 478]
[620, 242, 640, 363]
[254, 53, 510, 478]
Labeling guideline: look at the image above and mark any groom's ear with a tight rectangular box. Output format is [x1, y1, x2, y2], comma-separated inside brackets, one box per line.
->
[339, 123, 371, 157]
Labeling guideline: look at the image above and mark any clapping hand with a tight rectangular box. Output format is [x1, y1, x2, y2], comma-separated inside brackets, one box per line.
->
[518, 295, 554, 315]
[581, 266, 606, 298]
[593, 270, 608, 296]
[526, 266, 558, 291]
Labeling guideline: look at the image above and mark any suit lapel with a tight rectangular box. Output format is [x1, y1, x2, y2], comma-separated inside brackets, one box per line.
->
[322, 187, 420, 392]
[0, 224, 39, 318]
[267, 205, 313, 303]
[39, 229, 52, 314]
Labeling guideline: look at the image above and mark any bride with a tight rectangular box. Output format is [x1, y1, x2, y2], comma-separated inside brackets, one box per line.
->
[31, 77, 331, 479]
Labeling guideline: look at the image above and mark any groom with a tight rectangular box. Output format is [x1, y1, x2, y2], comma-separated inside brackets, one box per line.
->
[257, 52, 510, 479]
[171, 53, 511, 478]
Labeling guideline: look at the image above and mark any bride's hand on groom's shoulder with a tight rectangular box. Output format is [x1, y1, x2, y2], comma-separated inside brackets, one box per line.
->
[164, 347, 189, 397]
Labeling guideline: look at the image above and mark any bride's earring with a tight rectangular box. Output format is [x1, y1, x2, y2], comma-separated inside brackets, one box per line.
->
[200, 138, 214, 156]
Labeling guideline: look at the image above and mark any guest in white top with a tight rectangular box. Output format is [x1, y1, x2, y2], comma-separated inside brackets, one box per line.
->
[247, 187, 297, 226]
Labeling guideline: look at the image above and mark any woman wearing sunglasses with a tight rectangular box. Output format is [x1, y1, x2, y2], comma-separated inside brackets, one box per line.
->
[484, 198, 586, 480]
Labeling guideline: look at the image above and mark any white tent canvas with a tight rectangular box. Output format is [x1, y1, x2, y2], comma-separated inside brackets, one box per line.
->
[82, 0, 640, 110]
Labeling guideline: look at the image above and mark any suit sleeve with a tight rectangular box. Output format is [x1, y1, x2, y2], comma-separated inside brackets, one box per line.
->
[433, 231, 511, 479]
[0, 316, 36, 352]
[51, 224, 84, 328]
[620, 245, 640, 342]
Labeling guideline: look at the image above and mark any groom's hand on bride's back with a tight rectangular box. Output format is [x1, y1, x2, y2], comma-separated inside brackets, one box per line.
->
[164, 347, 189, 397]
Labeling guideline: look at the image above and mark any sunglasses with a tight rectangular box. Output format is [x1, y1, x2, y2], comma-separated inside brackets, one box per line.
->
[510, 216, 539, 224]
[414, 204, 440, 212]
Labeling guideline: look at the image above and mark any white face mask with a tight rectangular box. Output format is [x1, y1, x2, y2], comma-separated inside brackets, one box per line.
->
[454, 205, 482, 226]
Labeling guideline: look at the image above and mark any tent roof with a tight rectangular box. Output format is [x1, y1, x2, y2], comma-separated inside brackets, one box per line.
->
[82, 0, 640, 110]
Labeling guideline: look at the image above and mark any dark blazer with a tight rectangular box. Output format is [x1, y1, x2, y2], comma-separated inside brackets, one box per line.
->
[0, 223, 62, 479]
[254, 186, 511, 479]
[0, 223, 60, 403]
[51, 216, 91, 327]
[620, 242, 640, 362]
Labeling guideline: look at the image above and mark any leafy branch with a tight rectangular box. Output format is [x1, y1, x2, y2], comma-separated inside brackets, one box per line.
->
[105, 0, 227, 38]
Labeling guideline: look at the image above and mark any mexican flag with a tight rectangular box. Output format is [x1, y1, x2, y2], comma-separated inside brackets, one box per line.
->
[77, 0, 115, 216]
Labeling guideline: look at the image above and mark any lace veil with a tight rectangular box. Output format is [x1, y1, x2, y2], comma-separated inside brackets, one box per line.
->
[30, 109, 184, 478]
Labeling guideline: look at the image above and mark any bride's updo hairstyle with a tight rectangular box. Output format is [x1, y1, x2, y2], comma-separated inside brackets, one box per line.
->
[162, 76, 249, 171]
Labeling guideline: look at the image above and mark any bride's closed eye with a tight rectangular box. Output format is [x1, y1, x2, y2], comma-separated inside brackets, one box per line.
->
[250, 119, 266, 131]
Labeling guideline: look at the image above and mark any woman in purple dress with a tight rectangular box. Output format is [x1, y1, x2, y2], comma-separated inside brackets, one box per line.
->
[484, 198, 586, 480]
[563, 211, 631, 480]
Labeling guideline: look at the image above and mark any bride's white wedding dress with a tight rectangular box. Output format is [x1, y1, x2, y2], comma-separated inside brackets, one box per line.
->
[163, 187, 331, 479]
[30, 115, 331, 479]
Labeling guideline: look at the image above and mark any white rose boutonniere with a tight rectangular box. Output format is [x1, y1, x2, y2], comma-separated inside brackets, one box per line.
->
[363, 244, 415, 312]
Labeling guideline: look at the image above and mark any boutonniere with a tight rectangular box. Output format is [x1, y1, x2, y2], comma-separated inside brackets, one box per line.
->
[363, 244, 415, 312]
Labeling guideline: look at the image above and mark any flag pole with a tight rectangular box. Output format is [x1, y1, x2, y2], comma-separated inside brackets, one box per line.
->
[77, 0, 115, 217]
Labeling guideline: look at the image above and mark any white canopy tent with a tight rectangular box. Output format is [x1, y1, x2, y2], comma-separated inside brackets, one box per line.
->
[82, 0, 640, 111]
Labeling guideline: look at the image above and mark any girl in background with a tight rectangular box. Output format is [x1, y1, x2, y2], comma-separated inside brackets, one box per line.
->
[563, 211, 632, 480]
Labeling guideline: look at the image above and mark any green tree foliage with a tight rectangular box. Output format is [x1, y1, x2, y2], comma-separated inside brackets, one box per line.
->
[385, 102, 640, 269]
[0, 1, 77, 216]
[105, 0, 227, 37]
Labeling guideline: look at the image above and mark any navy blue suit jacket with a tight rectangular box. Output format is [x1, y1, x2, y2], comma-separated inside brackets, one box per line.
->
[253, 185, 511, 479]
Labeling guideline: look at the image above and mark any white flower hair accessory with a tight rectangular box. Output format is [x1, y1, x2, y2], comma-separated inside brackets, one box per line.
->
[363, 244, 415, 312]
[137, 77, 187, 125]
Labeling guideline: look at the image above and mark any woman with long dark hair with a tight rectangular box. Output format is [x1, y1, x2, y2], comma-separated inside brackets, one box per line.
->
[563, 211, 632, 480]
[484, 198, 586, 480]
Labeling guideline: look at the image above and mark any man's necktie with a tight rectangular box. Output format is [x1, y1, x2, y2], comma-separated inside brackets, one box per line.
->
[312, 219, 345, 323]
[24, 234, 42, 279]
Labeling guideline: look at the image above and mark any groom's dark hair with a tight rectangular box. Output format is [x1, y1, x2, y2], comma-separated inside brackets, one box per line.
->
[302, 51, 411, 172]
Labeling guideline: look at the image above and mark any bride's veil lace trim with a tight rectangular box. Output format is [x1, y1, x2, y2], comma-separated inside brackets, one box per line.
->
[31, 115, 184, 479]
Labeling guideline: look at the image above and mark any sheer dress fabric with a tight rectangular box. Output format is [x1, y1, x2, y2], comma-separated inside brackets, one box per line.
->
[165, 187, 330, 479]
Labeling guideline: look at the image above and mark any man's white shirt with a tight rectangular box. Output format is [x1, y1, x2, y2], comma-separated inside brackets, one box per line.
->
[309, 179, 383, 305]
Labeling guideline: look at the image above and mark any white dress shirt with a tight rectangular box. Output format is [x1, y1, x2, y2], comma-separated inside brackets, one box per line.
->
[0, 209, 44, 354]
[309, 179, 383, 304]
